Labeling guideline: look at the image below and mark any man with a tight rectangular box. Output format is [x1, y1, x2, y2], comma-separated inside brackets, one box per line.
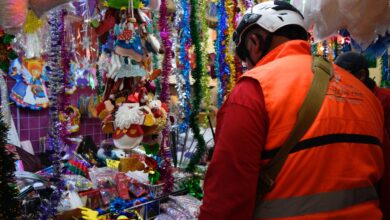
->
[199, 1, 385, 219]
[335, 52, 390, 219]
[335, 52, 390, 137]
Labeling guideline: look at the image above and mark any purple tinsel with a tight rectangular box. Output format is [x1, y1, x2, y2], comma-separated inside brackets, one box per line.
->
[41, 9, 67, 219]
[159, 0, 174, 193]
[243, 0, 252, 9]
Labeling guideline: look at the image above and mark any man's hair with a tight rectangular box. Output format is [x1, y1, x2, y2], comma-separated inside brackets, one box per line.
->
[335, 51, 376, 90]
[334, 52, 369, 77]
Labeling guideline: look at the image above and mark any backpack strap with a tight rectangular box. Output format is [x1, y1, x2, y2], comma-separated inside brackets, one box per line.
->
[254, 56, 334, 217]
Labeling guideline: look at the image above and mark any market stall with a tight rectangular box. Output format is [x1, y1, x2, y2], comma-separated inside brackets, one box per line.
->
[0, 0, 389, 219]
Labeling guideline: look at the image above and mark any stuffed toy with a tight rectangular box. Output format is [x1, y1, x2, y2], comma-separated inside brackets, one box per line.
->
[112, 94, 155, 151]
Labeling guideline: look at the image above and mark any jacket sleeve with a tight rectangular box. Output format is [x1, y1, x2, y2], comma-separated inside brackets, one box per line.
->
[381, 129, 390, 219]
[199, 78, 268, 220]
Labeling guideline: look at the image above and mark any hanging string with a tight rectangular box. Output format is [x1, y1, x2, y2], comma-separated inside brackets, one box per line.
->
[215, 0, 228, 108]
[186, 0, 207, 172]
[158, 0, 174, 192]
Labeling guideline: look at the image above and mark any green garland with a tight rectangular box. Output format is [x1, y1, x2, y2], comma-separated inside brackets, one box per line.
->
[186, 0, 207, 172]
[0, 113, 20, 219]
[152, 12, 161, 96]
[0, 33, 18, 73]
[199, 0, 211, 127]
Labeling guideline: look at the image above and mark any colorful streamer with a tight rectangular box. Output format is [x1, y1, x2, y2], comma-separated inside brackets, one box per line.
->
[225, 0, 236, 94]
[43, 9, 66, 218]
[241, 0, 252, 10]
[199, 0, 211, 124]
[215, 0, 229, 108]
[159, 0, 174, 193]
[173, 0, 192, 133]
[186, 0, 207, 172]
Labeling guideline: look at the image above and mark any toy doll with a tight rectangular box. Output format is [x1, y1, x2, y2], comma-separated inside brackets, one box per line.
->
[9, 58, 49, 110]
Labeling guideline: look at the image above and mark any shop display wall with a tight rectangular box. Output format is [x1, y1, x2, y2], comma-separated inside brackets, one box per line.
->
[6, 79, 106, 153]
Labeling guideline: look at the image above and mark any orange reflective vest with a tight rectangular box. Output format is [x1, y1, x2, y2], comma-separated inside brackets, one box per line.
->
[241, 40, 384, 219]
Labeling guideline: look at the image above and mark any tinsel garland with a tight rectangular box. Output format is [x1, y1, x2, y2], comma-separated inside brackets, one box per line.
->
[152, 12, 161, 97]
[225, 0, 236, 94]
[173, 0, 192, 132]
[158, 0, 174, 193]
[0, 113, 19, 220]
[60, 21, 72, 153]
[322, 40, 328, 59]
[0, 71, 11, 126]
[241, 0, 252, 10]
[199, 0, 211, 125]
[186, 0, 207, 172]
[42, 9, 66, 218]
[96, 69, 104, 96]
[381, 50, 389, 88]
[215, 0, 229, 108]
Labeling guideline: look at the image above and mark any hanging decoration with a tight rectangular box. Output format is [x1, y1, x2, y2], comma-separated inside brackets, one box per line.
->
[18, 10, 45, 59]
[381, 50, 389, 88]
[151, 11, 161, 96]
[291, 0, 390, 49]
[225, 0, 236, 94]
[241, 0, 252, 10]
[8, 58, 49, 110]
[0, 0, 72, 34]
[175, 0, 192, 132]
[0, 113, 20, 220]
[199, 0, 211, 124]
[186, 0, 207, 172]
[43, 9, 66, 218]
[159, 0, 174, 192]
[214, 0, 228, 108]
[0, 69, 20, 147]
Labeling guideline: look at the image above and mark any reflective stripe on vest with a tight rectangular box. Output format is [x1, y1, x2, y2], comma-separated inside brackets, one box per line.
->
[262, 133, 382, 160]
[255, 186, 378, 219]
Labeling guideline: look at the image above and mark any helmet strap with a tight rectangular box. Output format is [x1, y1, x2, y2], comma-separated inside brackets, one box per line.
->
[258, 33, 273, 60]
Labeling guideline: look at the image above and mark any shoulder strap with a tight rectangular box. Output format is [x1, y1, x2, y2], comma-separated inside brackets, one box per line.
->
[254, 56, 334, 214]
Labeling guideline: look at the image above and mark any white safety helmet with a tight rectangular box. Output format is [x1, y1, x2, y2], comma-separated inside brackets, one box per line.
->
[233, 1, 306, 62]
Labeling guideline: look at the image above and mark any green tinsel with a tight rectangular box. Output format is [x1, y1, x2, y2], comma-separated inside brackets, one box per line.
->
[186, 0, 207, 172]
[181, 176, 203, 199]
[96, 68, 104, 96]
[0, 113, 20, 219]
[152, 11, 161, 96]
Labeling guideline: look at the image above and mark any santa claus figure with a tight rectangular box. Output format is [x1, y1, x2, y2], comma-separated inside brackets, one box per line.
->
[112, 94, 154, 151]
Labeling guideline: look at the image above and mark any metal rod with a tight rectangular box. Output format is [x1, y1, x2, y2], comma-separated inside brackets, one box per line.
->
[207, 115, 215, 144]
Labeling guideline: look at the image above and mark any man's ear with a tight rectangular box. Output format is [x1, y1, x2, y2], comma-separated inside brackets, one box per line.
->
[245, 33, 261, 53]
